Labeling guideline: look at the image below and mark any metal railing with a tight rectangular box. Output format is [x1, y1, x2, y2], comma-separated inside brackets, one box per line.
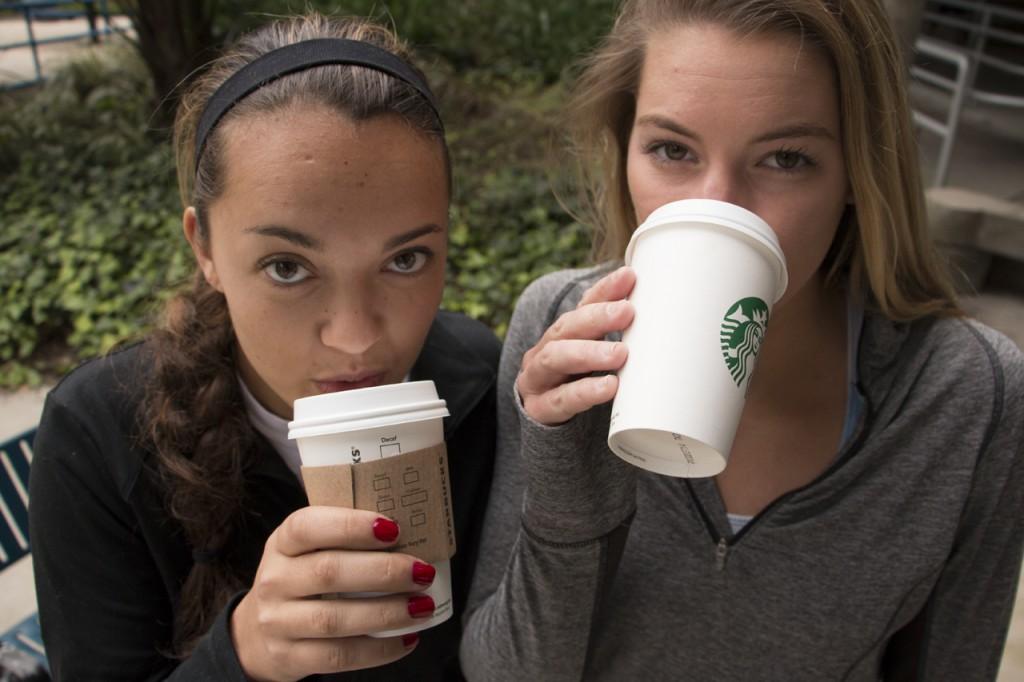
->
[912, 38, 972, 187]
[911, 0, 1024, 186]
[0, 0, 122, 91]
[921, 0, 1024, 109]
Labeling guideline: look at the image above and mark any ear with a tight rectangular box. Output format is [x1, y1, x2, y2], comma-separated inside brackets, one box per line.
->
[183, 207, 223, 292]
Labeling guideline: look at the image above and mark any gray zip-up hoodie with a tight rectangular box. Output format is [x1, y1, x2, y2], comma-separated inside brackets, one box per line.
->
[460, 265, 1024, 681]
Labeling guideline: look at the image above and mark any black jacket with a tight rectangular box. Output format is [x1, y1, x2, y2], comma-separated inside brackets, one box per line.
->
[29, 311, 499, 681]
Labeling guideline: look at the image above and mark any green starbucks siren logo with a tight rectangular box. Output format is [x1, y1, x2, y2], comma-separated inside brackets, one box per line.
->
[720, 297, 770, 387]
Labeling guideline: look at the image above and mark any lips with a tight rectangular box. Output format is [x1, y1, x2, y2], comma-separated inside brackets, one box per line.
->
[313, 373, 386, 394]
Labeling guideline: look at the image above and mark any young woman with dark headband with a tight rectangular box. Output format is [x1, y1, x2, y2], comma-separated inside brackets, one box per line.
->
[29, 13, 499, 681]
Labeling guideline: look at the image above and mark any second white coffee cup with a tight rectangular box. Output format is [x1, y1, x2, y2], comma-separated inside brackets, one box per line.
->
[607, 199, 788, 478]
[288, 380, 453, 637]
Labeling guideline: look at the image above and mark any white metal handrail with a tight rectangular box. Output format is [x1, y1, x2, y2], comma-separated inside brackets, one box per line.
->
[911, 37, 972, 187]
[922, 0, 1024, 109]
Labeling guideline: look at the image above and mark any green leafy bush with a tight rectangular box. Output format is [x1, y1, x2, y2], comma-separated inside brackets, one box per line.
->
[444, 164, 591, 336]
[0, 48, 190, 386]
[227, 0, 618, 84]
[440, 71, 591, 335]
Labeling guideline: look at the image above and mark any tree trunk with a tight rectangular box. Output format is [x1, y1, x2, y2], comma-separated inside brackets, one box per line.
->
[885, 0, 928, 65]
[121, 0, 219, 134]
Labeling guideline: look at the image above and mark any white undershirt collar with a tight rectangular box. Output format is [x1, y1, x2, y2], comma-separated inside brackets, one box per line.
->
[238, 377, 303, 481]
[238, 375, 413, 483]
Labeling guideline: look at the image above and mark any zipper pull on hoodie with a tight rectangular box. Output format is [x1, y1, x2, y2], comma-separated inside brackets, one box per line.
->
[715, 537, 729, 570]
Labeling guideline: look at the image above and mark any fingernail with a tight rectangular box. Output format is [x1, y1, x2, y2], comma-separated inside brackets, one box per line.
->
[603, 342, 620, 359]
[372, 517, 399, 543]
[412, 561, 436, 585]
[402, 633, 419, 647]
[608, 301, 625, 315]
[408, 595, 435, 618]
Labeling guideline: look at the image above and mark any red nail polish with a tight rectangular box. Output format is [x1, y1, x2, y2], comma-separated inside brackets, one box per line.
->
[412, 561, 436, 585]
[401, 633, 419, 648]
[372, 517, 399, 543]
[407, 595, 434, 618]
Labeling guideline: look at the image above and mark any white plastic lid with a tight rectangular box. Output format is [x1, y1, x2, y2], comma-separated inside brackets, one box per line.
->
[624, 199, 789, 302]
[288, 380, 449, 440]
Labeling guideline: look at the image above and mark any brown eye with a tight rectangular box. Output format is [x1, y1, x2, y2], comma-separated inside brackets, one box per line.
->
[764, 148, 814, 172]
[263, 259, 310, 284]
[387, 250, 430, 274]
[274, 261, 298, 279]
[654, 142, 690, 161]
[774, 151, 803, 169]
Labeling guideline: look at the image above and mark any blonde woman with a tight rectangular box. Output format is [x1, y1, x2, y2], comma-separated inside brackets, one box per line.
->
[461, 0, 1024, 679]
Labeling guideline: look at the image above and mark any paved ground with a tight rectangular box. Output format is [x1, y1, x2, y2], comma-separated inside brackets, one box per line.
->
[1, 13, 1023, 679]
[0, 14, 133, 87]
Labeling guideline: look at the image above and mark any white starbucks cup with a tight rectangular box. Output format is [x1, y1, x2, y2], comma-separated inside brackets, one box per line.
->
[288, 380, 453, 637]
[607, 199, 788, 478]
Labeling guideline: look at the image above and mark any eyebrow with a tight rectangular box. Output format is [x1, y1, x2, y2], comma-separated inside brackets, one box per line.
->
[384, 224, 444, 250]
[244, 225, 323, 250]
[243, 223, 444, 251]
[634, 114, 835, 143]
[751, 124, 835, 143]
[634, 115, 702, 142]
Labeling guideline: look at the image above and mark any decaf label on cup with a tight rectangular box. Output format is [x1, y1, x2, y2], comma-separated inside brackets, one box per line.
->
[720, 297, 769, 387]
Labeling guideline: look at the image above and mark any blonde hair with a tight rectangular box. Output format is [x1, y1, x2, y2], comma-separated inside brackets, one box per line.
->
[566, 0, 959, 319]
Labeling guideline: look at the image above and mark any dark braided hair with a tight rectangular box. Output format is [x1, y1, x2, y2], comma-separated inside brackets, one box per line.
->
[141, 13, 448, 655]
[139, 271, 253, 655]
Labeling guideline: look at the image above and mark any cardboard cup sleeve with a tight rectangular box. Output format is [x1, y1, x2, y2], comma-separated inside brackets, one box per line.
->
[301, 442, 456, 563]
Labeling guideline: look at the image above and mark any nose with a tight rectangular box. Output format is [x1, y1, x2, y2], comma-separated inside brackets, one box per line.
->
[318, 289, 384, 356]
[697, 163, 748, 207]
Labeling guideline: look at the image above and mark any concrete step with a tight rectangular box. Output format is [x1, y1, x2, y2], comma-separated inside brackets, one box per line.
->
[928, 186, 1024, 292]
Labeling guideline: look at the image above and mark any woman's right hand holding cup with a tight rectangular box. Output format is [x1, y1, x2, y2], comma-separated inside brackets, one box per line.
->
[517, 266, 635, 426]
[231, 507, 434, 681]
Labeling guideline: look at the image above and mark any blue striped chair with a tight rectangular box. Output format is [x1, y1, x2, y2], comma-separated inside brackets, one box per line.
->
[0, 428, 33, 571]
[0, 428, 48, 675]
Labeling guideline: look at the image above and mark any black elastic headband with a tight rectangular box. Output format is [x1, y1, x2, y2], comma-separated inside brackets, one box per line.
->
[194, 38, 442, 169]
